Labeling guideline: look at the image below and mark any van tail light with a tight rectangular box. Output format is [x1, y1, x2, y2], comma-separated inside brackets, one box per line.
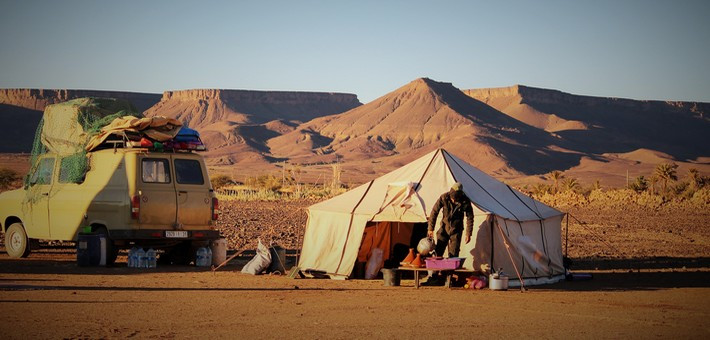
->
[212, 197, 219, 220]
[131, 195, 140, 219]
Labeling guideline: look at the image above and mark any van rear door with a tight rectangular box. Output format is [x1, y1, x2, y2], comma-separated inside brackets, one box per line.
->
[137, 157, 177, 229]
[172, 155, 212, 228]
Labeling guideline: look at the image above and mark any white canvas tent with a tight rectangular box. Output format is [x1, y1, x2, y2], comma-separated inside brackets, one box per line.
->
[298, 149, 566, 286]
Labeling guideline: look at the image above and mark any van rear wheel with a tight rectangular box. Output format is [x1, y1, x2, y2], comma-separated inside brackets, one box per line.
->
[5, 223, 31, 258]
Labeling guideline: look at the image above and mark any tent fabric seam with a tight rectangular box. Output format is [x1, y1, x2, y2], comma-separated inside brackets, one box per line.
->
[442, 149, 520, 221]
[506, 185, 543, 220]
[413, 148, 440, 192]
[334, 180, 375, 274]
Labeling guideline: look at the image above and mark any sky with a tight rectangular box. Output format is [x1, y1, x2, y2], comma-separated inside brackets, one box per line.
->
[1, 0, 709, 103]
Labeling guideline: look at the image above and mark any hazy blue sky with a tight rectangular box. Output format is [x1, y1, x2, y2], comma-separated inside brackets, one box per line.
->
[1, 0, 708, 103]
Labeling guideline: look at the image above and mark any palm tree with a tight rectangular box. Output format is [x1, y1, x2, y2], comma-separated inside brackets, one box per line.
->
[653, 162, 678, 194]
[562, 177, 580, 192]
[629, 176, 648, 193]
[548, 170, 565, 193]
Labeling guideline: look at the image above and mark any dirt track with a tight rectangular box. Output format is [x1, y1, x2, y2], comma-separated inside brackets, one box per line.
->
[0, 252, 709, 339]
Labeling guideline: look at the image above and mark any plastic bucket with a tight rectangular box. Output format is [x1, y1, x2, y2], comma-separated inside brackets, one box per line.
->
[211, 238, 227, 266]
[381, 268, 400, 286]
[489, 274, 509, 290]
[77, 233, 106, 267]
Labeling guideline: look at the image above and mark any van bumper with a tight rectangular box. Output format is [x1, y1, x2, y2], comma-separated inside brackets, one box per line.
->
[109, 229, 220, 241]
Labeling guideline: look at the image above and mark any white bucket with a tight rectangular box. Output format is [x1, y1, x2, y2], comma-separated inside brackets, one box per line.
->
[489, 274, 509, 290]
[211, 238, 228, 266]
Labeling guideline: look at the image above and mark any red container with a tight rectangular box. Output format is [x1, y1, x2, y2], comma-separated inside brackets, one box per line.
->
[425, 257, 463, 270]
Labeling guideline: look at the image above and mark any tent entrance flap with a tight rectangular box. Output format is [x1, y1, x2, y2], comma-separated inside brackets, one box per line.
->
[354, 221, 427, 279]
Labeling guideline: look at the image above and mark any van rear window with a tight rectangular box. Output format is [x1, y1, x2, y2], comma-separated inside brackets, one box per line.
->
[174, 159, 204, 185]
[142, 159, 171, 183]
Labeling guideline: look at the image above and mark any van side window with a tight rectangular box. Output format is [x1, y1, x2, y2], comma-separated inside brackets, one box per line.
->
[142, 159, 171, 183]
[174, 159, 204, 185]
[29, 158, 55, 186]
[59, 155, 87, 184]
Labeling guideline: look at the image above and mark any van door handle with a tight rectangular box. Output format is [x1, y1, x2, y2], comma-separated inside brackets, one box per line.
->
[179, 191, 187, 194]
[42, 193, 49, 196]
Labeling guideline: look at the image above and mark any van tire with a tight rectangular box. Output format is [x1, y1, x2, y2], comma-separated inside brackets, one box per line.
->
[93, 226, 118, 266]
[5, 223, 31, 258]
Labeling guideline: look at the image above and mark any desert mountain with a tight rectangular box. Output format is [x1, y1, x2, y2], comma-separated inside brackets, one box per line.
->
[464, 85, 709, 162]
[0, 89, 161, 152]
[143, 89, 361, 166]
[269, 78, 582, 176]
[269, 79, 710, 182]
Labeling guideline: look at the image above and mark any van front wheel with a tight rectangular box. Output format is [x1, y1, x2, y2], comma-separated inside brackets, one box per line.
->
[5, 223, 30, 258]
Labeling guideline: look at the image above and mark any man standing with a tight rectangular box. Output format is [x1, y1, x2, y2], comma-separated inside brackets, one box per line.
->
[427, 182, 474, 257]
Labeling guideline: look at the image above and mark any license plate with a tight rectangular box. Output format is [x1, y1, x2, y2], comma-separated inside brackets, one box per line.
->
[165, 231, 188, 238]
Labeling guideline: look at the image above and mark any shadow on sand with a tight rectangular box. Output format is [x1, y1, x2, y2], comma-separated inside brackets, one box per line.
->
[0, 284, 377, 293]
[537, 270, 710, 292]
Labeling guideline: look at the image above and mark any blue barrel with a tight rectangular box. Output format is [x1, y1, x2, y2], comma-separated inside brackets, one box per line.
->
[77, 233, 106, 266]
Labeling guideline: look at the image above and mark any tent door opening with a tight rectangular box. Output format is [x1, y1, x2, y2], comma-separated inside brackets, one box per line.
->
[353, 221, 427, 279]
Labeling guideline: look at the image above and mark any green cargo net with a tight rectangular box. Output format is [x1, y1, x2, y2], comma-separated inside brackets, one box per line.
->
[26, 97, 142, 189]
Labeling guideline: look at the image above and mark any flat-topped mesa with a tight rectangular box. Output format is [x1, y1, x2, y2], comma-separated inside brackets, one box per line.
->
[465, 85, 709, 115]
[0, 88, 162, 112]
[161, 89, 361, 106]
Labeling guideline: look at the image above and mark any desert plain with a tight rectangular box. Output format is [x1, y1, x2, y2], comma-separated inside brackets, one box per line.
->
[1, 196, 709, 339]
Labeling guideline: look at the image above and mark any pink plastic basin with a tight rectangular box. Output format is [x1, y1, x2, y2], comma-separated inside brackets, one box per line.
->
[425, 257, 463, 270]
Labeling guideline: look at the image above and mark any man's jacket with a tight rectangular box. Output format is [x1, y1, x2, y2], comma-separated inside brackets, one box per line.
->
[428, 190, 474, 236]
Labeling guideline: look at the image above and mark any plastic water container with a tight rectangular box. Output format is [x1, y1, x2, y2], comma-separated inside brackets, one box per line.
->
[135, 248, 146, 268]
[146, 248, 157, 268]
[127, 247, 138, 268]
[196, 247, 211, 267]
[210, 239, 227, 266]
[77, 233, 106, 267]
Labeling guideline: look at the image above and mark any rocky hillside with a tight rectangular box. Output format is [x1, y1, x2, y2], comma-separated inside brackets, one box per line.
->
[0, 89, 161, 152]
[144, 89, 361, 166]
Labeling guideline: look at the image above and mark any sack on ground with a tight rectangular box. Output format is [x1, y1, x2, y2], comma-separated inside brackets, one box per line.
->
[365, 248, 384, 279]
[241, 239, 272, 275]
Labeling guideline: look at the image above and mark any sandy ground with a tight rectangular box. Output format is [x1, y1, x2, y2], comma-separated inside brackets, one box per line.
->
[0, 249, 709, 339]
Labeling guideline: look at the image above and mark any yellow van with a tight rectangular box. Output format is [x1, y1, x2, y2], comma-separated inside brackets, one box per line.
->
[0, 147, 220, 265]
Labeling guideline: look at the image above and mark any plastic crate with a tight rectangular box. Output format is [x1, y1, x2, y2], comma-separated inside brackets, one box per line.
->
[425, 257, 463, 270]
